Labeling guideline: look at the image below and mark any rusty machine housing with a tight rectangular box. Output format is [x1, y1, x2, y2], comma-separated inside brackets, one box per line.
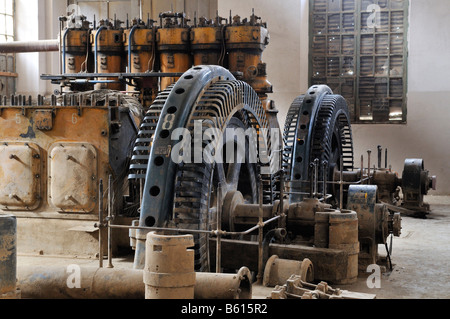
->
[0, 10, 437, 299]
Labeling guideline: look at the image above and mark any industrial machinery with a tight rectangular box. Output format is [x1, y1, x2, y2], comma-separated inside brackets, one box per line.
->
[0, 10, 437, 299]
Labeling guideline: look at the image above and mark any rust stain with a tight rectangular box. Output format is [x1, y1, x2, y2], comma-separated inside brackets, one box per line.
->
[0, 234, 15, 262]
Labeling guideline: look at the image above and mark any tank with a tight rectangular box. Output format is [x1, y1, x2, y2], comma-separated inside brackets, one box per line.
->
[92, 19, 126, 91]
[191, 15, 227, 67]
[157, 12, 192, 91]
[124, 18, 159, 106]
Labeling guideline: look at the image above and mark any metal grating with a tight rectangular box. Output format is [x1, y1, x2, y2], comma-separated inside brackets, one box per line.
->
[309, 0, 409, 124]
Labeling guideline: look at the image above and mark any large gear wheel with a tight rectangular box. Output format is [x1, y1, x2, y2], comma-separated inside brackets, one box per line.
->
[284, 85, 354, 206]
[133, 66, 276, 270]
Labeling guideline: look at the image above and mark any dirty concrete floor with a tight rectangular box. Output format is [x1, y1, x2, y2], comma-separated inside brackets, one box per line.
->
[340, 195, 450, 299]
[16, 196, 450, 299]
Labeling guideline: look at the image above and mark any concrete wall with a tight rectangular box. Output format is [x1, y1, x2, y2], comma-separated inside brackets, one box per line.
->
[14, 0, 449, 194]
[353, 1, 450, 195]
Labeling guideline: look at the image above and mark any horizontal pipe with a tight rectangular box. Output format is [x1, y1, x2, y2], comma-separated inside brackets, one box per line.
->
[17, 265, 252, 299]
[18, 265, 144, 299]
[0, 40, 59, 53]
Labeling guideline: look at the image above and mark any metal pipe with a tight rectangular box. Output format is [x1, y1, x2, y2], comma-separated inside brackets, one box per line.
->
[98, 179, 104, 268]
[0, 39, 59, 53]
[195, 267, 252, 299]
[257, 175, 264, 284]
[17, 265, 253, 300]
[279, 168, 285, 230]
[107, 175, 114, 269]
[127, 25, 139, 73]
[94, 26, 107, 73]
[340, 156, 344, 210]
[18, 265, 145, 299]
[385, 148, 388, 169]
[62, 28, 70, 74]
[314, 159, 319, 197]
[322, 160, 328, 199]
[377, 145, 382, 169]
[361, 155, 364, 184]
[108, 215, 281, 237]
[216, 183, 223, 273]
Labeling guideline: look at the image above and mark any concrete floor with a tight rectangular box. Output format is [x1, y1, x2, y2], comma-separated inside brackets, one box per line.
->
[16, 196, 450, 299]
[342, 195, 450, 299]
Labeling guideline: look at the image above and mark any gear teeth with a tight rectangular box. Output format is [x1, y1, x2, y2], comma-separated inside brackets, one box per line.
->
[128, 85, 175, 181]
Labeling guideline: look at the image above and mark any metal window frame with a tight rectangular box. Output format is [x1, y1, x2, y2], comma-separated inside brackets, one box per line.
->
[0, 0, 15, 42]
[308, 0, 409, 124]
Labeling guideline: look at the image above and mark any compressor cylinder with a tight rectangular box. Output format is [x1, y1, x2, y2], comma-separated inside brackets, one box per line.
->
[124, 18, 158, 105]
[91, 19, 126, 91]
[157, 12, 192, 91]
[225, 12, 273, 108]
[191, 16, 227, 67]
[61, 16, 94, 91]
[62, 16, 93, 74]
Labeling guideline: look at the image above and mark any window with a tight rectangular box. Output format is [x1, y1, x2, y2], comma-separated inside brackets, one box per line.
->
[309, 0, 409, 123]
[0, 0, 14, 42]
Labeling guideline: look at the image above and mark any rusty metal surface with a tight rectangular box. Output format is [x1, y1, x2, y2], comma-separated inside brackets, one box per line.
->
[34, 110, 53, 131]
[0, 99, 137, 257]
[48, 143, 97, 213]
[271, 275, 376, 300]
[0, 214, 20, 299]
[328, 210, 359, 284]
[157, 25, 192, 91]
[195, 267, 252, 299]
[263, 255, 314, 287]
[18, 265, 144, 299]
[347, 185, 392, 269]
[0, 142, 42, 211]
[144, 232, 195, 299]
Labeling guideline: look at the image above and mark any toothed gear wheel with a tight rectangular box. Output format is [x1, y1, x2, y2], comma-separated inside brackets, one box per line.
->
[283, 85, 354, 205]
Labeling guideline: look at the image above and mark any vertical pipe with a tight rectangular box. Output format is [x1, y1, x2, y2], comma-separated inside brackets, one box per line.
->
[377, 145, 382, 169]
[279, 166, 285, 230]
[216, 183, 222, 273]
[339, 156, 344, 210]
[94, 26, 106, 74]
[107, 175, 114, 269]
[62, 28, 70, 74]
[59, 18, 64, 75]
[361, 155, 364, 184]
[313, 158, 319, 198]
[385, 148, 388, 169]
[257, 174, 264, 284]
[128, 25, 139, 73]
[322, 160, 328, 199]
[98, 179, 104, 268]
[367, 150, 372, 183]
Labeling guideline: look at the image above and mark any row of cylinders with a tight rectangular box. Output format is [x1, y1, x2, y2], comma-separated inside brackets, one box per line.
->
[62, 12, 272, 96]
